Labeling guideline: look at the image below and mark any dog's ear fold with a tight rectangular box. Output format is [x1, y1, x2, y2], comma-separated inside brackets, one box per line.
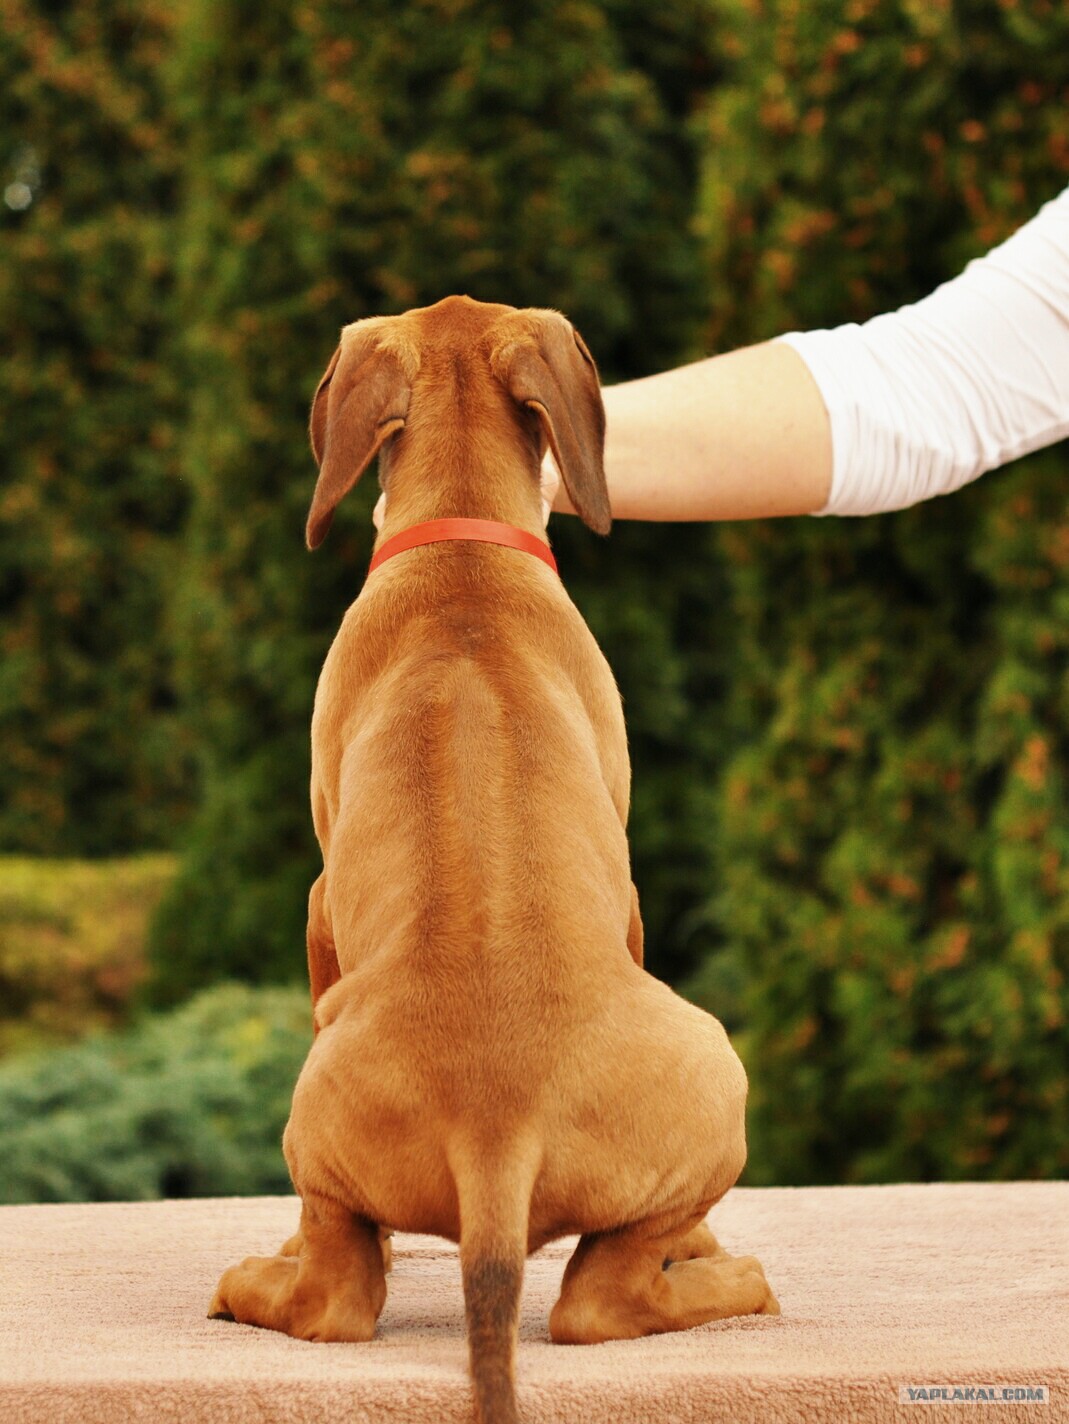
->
[306, 333, 411, 550]
[497, 315, 610, 535]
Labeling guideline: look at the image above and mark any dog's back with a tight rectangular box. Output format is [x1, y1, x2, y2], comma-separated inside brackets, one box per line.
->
[313, 540, 633, 1003]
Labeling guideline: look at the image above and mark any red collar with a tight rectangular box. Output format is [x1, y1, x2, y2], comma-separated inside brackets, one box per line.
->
[368, 518, 558, 576]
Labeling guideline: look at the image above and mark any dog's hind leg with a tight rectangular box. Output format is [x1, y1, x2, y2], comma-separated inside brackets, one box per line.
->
[277, 1221, 392, 1270]
[208, 1194, 387, 1342]
[306, 873, 341, 1016]
[662, 1219, 730, 1267]
[549, 1208, 778, 1345]
[626, 881, 644, 967]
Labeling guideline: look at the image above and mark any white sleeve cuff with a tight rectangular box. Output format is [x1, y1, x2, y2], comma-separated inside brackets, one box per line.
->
[776, 184, 1069, 517]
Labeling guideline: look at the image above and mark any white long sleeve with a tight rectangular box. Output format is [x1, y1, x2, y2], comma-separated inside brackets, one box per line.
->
[778, 184, 1069, 516]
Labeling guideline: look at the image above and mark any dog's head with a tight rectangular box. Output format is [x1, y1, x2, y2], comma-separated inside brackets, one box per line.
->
[305, 297, 609, 550]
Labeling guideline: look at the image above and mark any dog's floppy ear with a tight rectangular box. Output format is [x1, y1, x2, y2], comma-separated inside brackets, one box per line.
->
[306, 328, 411, 550]
[496, 313, 610, 535]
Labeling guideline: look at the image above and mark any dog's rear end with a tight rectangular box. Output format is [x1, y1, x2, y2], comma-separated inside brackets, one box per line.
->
[209, 298, 776, 1424]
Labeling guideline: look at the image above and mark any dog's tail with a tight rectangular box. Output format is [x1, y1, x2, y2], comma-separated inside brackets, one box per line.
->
[453, 1133, 540, 1424]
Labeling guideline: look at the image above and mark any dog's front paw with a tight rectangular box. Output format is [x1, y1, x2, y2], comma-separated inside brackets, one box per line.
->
[207, 1253, 299, 1331]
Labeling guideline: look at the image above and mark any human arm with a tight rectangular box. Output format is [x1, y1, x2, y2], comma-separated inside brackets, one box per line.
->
[551, 339, 833, 520]
[555, 183, 1069, 522]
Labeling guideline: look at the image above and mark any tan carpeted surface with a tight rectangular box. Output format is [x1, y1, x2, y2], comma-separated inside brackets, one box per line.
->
[0, 1184, 1065, 1423]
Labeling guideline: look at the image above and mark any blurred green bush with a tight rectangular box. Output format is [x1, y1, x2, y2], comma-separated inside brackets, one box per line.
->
[689, 0, 1069, 1183]
[0, 983, 309, 1203]
[0, 855, 174, 1057]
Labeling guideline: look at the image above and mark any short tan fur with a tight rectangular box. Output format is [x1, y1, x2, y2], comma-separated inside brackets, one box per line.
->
[209, 296, 777, 1424]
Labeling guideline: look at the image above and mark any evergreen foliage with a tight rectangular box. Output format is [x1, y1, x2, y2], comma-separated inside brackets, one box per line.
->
[0, 983, 309, 1203]
[0, 1, 192, 853]
[690, 0, 1069, 1182]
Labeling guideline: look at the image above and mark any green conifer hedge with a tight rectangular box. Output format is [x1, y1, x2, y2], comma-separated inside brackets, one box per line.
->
[0, 1, 192, 853]
[690, 0, 1069, 1182]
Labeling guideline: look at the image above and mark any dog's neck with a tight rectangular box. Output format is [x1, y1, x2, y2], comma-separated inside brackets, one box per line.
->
[374, 445, 551, 545]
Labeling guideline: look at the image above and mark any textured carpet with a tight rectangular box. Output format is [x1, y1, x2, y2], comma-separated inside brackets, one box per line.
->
[1, 1183, 1065, 1423]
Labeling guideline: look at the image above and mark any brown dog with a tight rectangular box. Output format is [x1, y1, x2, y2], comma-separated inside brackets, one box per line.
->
[208, 297, 778, 1424]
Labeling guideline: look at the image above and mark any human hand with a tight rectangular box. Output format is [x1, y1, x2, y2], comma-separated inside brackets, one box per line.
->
[540, 448, 561, 525]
